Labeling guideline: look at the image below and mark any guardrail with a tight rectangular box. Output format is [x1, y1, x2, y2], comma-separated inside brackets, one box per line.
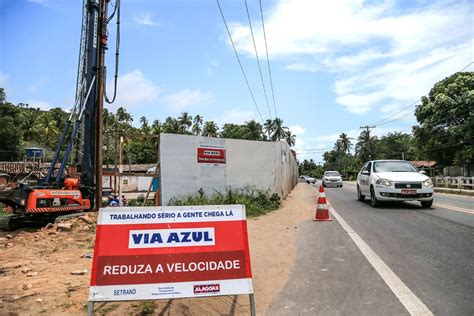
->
[431, 176, 474, 190]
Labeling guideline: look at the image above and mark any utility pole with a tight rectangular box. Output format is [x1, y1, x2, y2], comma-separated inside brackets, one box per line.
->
[360, 125, 375, 160]
[119, 136, 124, 206]
[94, 0, 108, 211]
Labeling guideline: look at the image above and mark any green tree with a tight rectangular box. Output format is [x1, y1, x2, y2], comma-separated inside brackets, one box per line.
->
[192, 115, 203, 135]
[49, 107, 67, 131]
[220, 123, 245, 139]
[202, 121, 219, 137]
[355, 130, 377, 163]
[285, 130, 296, 147]
[20, 108, 41, 142]
[178, 112, 193, 133]
[336, 133, 352, 153]
[0, 88, 6, 104]
[377, 132, 414, 160]
[413, 71, 473, 166]
[270, 118, 288, 141]
[37, 112, 60, 148]
[0, 101, 23, 160]
[263, 119, 273, 138]
[242, 120, 264, 141]
[162, 117, 179, 133]
[116, 107, 133, 126]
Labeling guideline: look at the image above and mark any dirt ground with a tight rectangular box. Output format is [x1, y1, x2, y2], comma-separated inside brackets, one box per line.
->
[0, 183, 315, 315]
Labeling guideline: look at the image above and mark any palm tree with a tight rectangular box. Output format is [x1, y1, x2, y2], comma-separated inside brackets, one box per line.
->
[151, 119, 161, 134]
[20, 109, 41, 142]
[243, 120, 263, 140]
[270, 118, 288, 141]
[178, 112, 192, 133]
[140, 116, 148, 128]
[192, 115, 203, 135]
[202, 121, 218, 137]
[162, 117, 180, 133]
[263, 119, 273, 138]
[338, 133, 352, 153]
[37, 112, 60, 147]
[116, 107, 133, 126]
[285, 130, 296, 147]
[355, 130, 374, 162]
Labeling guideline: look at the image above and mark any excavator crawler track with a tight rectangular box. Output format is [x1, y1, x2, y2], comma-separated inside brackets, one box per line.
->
[0, 214, 24, 231]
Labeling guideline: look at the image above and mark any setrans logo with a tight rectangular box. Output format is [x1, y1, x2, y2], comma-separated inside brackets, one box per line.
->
[129, 228, 215, 248]
[193, 284, 220, 294]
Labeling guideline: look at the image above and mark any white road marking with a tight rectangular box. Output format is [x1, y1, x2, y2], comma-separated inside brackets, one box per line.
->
[311, 187, 433, 316]
[433, 203, 474, 215]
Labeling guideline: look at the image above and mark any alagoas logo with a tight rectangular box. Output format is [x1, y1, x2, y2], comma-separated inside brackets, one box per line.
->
[129, 228, 215, 249]
[193, 284, 220, 294]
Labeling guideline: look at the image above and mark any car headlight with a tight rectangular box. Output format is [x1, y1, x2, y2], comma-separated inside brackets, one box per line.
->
[423, 178, 433, 187]
[376, 178, 392, 186]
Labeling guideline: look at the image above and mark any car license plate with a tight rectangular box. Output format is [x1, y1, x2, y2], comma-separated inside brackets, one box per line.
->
[401, 189, 417, 195]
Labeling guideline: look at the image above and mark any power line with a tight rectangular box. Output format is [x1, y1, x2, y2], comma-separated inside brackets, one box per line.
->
[259, 0, 278, 118]
[216, 0, 264, 123]
[244, 0, 272, 119]
[369, 61, 474, 127]
[417, 139, 474, 153]
[371, 99, 419, 126]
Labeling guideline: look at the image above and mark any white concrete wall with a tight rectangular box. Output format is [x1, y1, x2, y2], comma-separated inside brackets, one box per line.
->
[102, 175, 153, 192]
[160, 133, 298, 205]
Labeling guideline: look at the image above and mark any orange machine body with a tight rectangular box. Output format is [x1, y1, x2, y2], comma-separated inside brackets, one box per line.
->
[24, 179, 91, 213]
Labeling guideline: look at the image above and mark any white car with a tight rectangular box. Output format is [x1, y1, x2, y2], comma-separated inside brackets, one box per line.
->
[300, 175, 317, 184]
[322, 171, 343, 187]
[356, 160, 434, 208]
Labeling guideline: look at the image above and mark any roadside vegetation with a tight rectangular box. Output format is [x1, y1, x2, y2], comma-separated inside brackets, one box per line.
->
[168, 186, 281, 217]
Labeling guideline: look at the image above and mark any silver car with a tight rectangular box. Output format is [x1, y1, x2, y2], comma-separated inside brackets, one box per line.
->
[322, 171, 343, 187]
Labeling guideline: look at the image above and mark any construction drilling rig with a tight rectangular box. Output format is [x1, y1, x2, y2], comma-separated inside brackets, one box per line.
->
[0, 0, 120, 230]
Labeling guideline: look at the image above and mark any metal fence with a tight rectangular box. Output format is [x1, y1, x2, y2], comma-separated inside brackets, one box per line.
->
[431, 176, 474, 190]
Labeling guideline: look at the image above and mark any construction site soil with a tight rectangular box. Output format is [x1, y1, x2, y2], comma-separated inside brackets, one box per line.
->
[0, 183, 314, 315]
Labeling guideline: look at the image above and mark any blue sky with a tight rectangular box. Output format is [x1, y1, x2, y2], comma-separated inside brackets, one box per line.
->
[0, 0, 472, 163]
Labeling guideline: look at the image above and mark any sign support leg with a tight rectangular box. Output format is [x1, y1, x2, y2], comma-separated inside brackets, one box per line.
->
[87, 301, 94, 316]
[249, 294, 256, 316]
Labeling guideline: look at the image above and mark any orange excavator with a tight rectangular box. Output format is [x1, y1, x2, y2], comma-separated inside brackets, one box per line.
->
[0, 0, 120, 230]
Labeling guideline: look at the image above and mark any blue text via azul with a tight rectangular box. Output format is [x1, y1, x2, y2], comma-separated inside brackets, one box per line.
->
[128, 228, 215, 249]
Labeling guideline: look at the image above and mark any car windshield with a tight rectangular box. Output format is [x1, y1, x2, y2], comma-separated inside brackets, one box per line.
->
[373, 161, 417, 173]
[325, 172, 340, 176]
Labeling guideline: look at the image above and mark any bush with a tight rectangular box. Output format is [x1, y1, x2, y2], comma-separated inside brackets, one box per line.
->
[168, 186, 281, 217]
[127, 195, 155, 206]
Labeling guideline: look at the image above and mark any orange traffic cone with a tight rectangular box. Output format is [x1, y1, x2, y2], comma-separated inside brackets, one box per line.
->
[314, 185, 332, 221]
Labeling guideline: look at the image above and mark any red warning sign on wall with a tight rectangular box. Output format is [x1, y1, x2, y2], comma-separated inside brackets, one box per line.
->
[197, 147, 226, 164]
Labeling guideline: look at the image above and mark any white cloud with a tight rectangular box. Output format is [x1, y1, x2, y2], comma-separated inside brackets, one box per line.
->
[133, 13, 158, 26]
[162, 89, 214, 112]
[26, 100, 51, 110]
[217, 109, 255, 125]
[225, 0, 473, 115]
[289, 125, 305, 136]
[111, 69, 160, 108]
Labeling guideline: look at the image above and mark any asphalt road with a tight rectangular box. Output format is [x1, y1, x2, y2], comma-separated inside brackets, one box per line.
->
[267, 182, 474, 315]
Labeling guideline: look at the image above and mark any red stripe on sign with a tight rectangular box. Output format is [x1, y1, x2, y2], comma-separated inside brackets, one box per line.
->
[91, 251, 249, 286]
[94, 221, 248, 256]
